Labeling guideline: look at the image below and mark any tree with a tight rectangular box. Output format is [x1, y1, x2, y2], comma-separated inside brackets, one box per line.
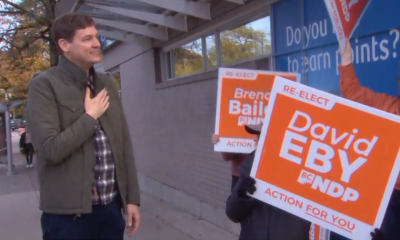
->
[211, 25, 271, 65]
[0, 41, 49, 116]
[173, 39, 203, 77]
[0, 0, 58, 67]
[0, 42, 49, 96]
[0, 0, 55, 117]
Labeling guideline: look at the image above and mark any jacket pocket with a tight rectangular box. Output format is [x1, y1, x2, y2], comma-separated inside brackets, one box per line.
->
[58, 100, 84, 128]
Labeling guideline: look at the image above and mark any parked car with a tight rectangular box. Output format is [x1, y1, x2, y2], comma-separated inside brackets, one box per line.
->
[10, 119, 24, 131]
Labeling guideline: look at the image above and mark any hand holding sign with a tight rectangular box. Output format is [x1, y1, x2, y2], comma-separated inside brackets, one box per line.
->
[211, 133, 220, 145]
[323, 0, 371, 52]
[238, 176, 257, 198]
[340, 39, 353, 66]
[370, 228, 385, 240]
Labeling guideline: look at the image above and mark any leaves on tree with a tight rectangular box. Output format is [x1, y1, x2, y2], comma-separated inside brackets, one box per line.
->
[0, 0, 54, 116]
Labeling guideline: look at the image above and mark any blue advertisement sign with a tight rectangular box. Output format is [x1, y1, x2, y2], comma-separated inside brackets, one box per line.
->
[273, 0, 400, 96]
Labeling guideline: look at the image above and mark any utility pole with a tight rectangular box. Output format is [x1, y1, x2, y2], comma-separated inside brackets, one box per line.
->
[4, 102, 12, 175]
[0, 88, 25, 175]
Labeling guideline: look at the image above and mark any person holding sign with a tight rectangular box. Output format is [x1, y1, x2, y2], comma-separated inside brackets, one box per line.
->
[212, 134, 247, 190]
[225, 124, 310, 240]
[339, 39, 399, 240]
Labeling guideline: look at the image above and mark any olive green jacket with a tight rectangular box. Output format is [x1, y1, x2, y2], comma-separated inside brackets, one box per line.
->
[26, 56, 140, 214]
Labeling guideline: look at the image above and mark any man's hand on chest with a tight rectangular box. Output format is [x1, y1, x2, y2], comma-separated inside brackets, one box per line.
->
[85, 87, 110, 120]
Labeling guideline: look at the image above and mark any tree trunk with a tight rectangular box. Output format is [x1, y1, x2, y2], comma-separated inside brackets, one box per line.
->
[48, 1, 58, 67]
[49, 40, 59, 67]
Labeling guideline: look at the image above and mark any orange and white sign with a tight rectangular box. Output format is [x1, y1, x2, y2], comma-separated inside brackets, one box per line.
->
[324, 0, 371, 51]
[214, 68, 300, 153]
[309, 223, 330, 240]
[250, 77, 400, 239]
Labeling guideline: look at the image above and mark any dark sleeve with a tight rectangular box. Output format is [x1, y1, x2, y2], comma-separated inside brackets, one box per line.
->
[225, 176, 255, 223]
[19, 133, 25, 148]
[26, 76, 98, 165]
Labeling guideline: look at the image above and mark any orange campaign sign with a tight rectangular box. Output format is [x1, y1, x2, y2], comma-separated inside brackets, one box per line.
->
[309, 223, 330, 240]
[324, 0, 371, 51]
[214, 68, 300, 153]
[250, 77, 400, 239]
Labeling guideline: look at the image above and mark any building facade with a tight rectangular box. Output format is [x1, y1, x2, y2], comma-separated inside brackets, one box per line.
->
[59, 0, 400, 235]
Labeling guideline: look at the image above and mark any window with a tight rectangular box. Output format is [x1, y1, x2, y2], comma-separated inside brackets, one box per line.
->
[173, 38, 203, 78]
[220, 16, 271, 65]
[163, 14, 271, 81]
[109, 72, 121, 98]
[205, 35, 217, 69]
[99, 36, 117, 51]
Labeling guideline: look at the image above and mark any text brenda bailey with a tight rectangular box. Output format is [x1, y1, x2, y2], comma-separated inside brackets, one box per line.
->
[229, 87, 270, 126]
[284, 19, 399, 75]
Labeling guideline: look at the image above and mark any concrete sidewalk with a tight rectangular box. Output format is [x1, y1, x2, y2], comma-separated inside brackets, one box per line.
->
[0, 132, 237, 240]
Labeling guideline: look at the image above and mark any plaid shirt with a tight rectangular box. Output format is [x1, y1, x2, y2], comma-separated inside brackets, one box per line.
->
[87, 75, 117, 205]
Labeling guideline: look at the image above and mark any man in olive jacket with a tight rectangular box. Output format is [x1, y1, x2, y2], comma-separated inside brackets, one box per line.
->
[26, 13, 140, 240]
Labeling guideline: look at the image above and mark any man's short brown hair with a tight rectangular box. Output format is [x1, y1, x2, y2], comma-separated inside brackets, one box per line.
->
[51, 13, 95, 54]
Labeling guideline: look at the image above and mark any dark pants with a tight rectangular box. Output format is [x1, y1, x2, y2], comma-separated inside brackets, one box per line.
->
[329, 231, 349, 240]
[231, 175, 240, 191]
[25, 143, 34, 165]
[41, 198, 125, 240]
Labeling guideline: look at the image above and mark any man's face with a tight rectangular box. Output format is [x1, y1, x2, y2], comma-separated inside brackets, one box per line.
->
[59, 25, 101, 67]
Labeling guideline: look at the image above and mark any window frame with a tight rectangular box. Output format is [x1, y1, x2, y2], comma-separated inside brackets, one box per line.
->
[161, 8, 272, 82]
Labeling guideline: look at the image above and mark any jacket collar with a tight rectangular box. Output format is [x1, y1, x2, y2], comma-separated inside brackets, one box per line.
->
[58, 55, 94, 85]
[57, 55, 105, 94]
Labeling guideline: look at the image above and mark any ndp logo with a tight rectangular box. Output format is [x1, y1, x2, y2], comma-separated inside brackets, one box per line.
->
[298, 169, 357, 202]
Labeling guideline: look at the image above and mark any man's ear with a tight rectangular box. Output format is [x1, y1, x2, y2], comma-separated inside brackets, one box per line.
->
[58, 39, 70, 53]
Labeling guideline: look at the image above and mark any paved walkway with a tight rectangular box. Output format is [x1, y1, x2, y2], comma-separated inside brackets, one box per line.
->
[0, 132, 237, 240]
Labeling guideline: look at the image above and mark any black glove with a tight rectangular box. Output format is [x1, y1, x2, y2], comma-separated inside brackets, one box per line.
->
[237, 176, 256, 198]
[370, 228, 385, 240]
